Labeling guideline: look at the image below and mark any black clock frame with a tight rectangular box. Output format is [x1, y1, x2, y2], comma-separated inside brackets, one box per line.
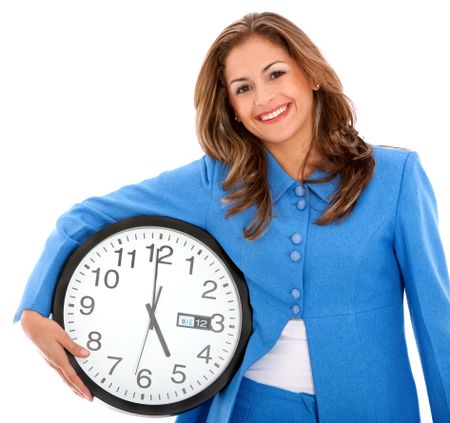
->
[52, 215, 252, 416]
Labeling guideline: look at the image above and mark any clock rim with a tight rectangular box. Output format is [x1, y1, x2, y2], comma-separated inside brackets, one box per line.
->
[52, 215, 252, 416]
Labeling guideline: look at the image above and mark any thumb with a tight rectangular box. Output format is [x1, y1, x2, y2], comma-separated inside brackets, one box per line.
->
[60, 332, 90, 358]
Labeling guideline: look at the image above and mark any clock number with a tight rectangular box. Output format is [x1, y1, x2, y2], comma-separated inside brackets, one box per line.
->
[195, 318, 209, 328]
[146, 244, 155, 262]
[87, 331, 102, 351]
[92, 268, 119, 289]
[210, 314, 225, 333]
[80, 296, 95, 315]
[107, 356, 123, 375]
[158, 245, 173, 265]
[114, 248, 136, 268]
[201, 280, 217, 299]
[171, 364, 187, 384]
[115, 248, 123, 266]
[186, 256, 194, 275]
[137, 369, 152, 388]
[146, 244, 173, 265]
[197, 345, 212, 364]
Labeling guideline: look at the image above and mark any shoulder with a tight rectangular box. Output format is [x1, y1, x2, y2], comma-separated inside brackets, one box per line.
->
[370, 144, 418, 181]
[357, 144, 424, 205]
[366, 144, 435, 206]
[371, 143, 413, 165]
[152, 154, 218, 188]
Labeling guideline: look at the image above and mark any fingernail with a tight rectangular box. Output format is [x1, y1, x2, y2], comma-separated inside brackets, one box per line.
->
[80, 348, 90, 356]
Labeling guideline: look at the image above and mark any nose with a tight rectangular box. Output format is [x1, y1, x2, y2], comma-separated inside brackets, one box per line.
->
[253, 84, 275, 106]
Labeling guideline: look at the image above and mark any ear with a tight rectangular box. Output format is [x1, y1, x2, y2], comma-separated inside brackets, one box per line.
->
[308, 75, 319, 91]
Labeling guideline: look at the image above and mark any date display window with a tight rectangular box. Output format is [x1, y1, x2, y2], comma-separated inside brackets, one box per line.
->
[177, 313, 211, 330]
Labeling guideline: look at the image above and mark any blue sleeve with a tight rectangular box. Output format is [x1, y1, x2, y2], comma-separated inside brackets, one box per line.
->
[14, 155, 216, 323]
[393, 150, 450, 421]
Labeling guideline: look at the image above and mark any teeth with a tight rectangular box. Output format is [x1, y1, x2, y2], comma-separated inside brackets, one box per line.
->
[260, 104, 288, 121]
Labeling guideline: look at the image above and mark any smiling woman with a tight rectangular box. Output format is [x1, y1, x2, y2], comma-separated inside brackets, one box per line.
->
[194, 13, 376, 242]
[224, 36, 320, 165]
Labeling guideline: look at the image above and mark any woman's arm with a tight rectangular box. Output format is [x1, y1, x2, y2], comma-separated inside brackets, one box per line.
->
[393, 150, 450, 422]
[16, 154, 216, 399]
[15, 154, 216, 322]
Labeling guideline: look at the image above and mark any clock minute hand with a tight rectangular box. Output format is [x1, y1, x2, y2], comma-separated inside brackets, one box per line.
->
[145, 302, 171, 357]
[150, 248, 160, 330]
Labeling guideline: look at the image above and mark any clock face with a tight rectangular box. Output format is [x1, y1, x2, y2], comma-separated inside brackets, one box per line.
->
[53, 216, 251, 416]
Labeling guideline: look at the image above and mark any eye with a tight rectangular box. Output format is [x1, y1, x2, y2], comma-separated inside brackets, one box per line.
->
[234, 70, 285, 95]
[270, 70, 286, 79]
[236, 85, 251, 95]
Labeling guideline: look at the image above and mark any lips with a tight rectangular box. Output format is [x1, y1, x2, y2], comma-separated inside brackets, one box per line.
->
[256, 102, 291, 122]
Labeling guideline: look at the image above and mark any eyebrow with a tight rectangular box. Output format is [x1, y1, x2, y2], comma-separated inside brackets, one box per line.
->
[228, 61, 286, 87]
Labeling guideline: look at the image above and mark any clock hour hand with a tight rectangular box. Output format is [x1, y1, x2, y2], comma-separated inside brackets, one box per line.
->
[145, 302, 171, 357]
[134, 286, 163, 374]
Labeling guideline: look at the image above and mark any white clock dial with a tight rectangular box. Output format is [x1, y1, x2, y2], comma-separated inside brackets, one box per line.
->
[62, 225, 243, 406]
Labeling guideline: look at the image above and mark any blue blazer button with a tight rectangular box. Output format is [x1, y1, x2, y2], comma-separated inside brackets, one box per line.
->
[295, 185, 305, 196]
[291, 233, 303, 244]
[290, 288, 301, 299]
[296, 199, 306, 210]
[291, 304, 301, 315]
[290, 250, 302, 261]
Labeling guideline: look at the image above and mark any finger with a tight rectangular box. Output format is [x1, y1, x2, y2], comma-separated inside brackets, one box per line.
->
[58, 356, 93, 401]
[39, 328, 92, 400]
[59, 332, 90, 359]
[46, 347, 93, 401]
[46, 358, 86, 400]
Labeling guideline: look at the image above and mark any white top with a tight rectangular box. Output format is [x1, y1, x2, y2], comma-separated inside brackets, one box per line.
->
[243, 318, 315, 394]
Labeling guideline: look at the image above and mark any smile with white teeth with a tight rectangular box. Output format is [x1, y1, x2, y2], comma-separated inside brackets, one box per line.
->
[259, 104, 289, 121]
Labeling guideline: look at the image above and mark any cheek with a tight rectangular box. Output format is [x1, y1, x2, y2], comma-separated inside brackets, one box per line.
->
[228, 92, 242, 110]
[227, 91, 239, 111]
[281, 75, 312, 100]
[233, 98, 254, 119]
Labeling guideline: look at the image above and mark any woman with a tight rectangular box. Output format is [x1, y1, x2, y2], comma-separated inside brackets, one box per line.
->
[16, 11, 450, 423]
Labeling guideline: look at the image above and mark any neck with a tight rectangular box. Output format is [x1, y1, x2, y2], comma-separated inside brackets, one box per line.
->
[265, 143, 324, 182]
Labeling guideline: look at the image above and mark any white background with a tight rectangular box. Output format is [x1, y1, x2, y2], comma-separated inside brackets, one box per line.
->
[1, 1, 449, 422]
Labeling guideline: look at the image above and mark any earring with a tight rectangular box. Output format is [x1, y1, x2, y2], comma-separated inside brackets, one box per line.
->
[315, 83, 320, 90]
[234, 114, 240, 122]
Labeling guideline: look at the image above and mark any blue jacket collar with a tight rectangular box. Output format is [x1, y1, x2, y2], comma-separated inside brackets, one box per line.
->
[265, 148, 340, 204]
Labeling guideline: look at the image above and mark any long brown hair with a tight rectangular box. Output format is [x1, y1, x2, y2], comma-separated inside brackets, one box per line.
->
[195, 11, 376, 241]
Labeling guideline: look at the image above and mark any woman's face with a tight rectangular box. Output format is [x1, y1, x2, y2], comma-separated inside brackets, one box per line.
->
[224, 35, 317, 152]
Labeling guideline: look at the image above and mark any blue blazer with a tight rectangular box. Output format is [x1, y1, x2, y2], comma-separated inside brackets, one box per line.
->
[14, 145, 450, 422]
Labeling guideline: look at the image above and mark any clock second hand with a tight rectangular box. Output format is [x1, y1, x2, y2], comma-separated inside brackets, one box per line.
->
[134, 286, 163, 375]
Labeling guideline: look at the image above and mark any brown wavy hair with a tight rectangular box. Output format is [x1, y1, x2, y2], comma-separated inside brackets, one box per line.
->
[194, 11, 376, 241]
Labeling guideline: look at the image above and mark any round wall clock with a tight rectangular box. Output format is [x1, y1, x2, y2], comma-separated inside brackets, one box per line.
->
[52, 215, 252, 416]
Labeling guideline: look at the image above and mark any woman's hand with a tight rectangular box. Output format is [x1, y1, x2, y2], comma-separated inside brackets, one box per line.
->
[20, 309, 93, 401]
